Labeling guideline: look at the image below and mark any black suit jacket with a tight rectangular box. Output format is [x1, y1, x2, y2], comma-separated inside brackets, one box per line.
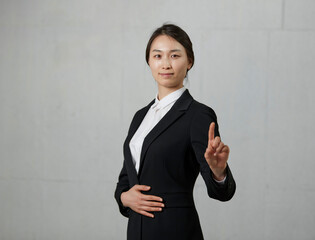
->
[115, 89, 236, 240]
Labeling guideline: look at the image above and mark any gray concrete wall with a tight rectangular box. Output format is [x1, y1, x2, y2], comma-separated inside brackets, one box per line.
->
[0, 0, 314, 239]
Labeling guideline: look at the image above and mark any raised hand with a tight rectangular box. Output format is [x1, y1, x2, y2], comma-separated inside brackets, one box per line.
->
[204, 122, 230, 181]
[120, 185, 164, 218]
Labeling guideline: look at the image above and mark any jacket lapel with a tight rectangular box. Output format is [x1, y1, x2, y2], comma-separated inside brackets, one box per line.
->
[128, 100, 155, 139]
[123, 99, 155, 185]
[138, 89, 193, 176]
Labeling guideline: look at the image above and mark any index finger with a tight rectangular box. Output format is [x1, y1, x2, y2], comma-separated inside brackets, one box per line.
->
[208, 122, 215, 141]
[142, 194, 163, 202]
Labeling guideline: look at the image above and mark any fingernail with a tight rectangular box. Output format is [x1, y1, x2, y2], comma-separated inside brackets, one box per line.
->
[161, 204, 164, 207]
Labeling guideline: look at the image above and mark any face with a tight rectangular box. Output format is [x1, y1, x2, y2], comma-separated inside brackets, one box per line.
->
[148, 35, 192, 91]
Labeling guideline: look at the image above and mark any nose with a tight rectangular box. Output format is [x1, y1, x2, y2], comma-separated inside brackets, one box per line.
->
[161, 57, 171, 69]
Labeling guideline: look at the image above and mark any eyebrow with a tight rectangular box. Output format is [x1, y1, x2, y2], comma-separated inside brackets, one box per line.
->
[152, 49, 182, 53]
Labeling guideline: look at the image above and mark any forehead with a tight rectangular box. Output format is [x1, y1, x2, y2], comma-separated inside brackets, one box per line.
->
[150, 35, 184, 51]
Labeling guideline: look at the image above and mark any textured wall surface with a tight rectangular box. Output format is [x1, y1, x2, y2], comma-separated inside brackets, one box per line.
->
[0, 0, 314, 239]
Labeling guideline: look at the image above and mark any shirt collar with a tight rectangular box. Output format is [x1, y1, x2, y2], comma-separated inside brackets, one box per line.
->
[151, 86, 186, 110]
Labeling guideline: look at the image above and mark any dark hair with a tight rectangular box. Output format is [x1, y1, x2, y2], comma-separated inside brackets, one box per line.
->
[145, 24, 194, 71]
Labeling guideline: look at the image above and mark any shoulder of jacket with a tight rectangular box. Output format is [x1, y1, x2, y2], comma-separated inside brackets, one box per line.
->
[190, 99, 217, 118]
[135, 106, 147, 115]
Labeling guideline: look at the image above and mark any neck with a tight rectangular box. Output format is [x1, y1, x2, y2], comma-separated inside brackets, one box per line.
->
[157, 85, 184, 100]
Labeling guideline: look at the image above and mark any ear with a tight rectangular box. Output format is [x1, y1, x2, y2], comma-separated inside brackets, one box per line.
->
[187, 59, 193, 70]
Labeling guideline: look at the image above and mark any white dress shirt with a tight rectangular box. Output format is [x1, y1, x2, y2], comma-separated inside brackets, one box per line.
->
[129, 87, 186, 173]
[129, 86, 226, 184]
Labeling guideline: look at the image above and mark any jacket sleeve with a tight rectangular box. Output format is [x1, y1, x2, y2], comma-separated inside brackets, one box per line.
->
[114, 158, 131, 217]
[190, 104, 236, 201]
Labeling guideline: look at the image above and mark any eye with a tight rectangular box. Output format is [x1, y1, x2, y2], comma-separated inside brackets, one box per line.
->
[153, 54, 161, 59]
[171, 54, 180, 58]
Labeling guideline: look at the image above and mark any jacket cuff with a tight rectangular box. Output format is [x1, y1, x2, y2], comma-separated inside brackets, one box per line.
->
[115, 187, 131, 218]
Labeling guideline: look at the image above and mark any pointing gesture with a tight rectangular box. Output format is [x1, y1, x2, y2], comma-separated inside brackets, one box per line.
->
[204, 122, 230, 181]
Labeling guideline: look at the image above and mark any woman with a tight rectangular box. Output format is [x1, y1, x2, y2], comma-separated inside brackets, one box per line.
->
[115, 23, 236, 240]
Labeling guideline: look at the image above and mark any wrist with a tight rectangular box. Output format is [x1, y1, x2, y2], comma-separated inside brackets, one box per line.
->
[121, 192, 128, 207]
[212, 172, 226, 181]
[211, 167, 227, 181]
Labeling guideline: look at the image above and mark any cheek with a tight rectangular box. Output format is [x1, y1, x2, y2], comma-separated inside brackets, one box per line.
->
[149, 61, 159, 73]
[174, 62, 188, 76]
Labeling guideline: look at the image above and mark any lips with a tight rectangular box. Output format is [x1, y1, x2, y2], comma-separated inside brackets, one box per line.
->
[159, 73, 174, 76]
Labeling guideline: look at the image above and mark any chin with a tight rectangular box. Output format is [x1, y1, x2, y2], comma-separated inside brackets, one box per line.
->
[157, 79, 182, 88]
